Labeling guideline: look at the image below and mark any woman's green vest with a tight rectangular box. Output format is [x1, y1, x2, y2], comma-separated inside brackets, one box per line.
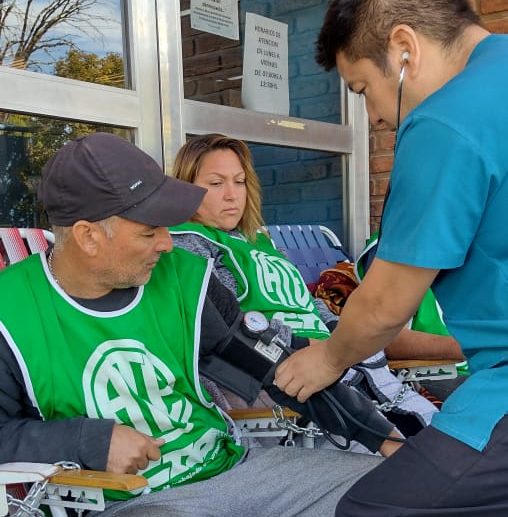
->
[0, 249, 243, 499]
[170, 222, 329, 339]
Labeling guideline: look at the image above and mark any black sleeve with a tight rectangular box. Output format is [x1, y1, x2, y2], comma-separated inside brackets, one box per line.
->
[0, 335, 114, 469]
[199, 272, 241, 356]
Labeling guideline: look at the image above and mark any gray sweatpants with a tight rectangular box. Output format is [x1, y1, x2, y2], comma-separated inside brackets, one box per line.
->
[97, 446, 383, 517]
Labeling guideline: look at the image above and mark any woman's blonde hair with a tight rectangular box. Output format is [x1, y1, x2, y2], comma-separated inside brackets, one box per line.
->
[172, 134, 264, 241]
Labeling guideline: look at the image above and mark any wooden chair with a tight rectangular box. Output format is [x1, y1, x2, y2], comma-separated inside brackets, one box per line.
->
[0, 462, 146, 517]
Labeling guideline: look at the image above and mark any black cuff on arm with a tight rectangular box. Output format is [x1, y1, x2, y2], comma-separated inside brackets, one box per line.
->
[265, 381, 394, 453]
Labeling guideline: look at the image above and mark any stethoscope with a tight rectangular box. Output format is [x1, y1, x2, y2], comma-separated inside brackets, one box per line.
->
[378, 51, 410, 240]
[396, 51, 410, 134]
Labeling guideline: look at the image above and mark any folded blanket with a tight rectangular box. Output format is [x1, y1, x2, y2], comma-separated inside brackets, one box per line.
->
[313, 262, 359, 315]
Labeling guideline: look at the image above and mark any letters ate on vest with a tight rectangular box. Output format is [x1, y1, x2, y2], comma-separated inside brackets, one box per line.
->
[171, 223, 329, 339]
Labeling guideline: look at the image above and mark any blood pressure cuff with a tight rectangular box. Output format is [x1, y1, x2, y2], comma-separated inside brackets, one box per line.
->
[266, 382, 393, 453]
[199, 280, 394, 452]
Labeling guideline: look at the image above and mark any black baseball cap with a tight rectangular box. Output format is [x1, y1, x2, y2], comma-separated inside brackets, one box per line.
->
[38, 132, 206, 227]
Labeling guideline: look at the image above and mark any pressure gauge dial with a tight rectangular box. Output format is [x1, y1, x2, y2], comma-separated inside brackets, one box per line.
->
[242, 311, 269, 337]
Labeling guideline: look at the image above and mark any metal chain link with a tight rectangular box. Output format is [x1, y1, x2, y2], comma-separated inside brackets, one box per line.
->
[272, 404, 323, 438]
[6, 461, 81, 517]
[8, 480, 48, 517]
[54, 461, 81, 471]
[6, 496, 45, 517]
[374, 383, 412, 412]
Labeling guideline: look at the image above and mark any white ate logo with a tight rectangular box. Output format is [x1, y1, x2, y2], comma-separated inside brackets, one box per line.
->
[251, 249, 313, 309]
[83, 340, 193, 443]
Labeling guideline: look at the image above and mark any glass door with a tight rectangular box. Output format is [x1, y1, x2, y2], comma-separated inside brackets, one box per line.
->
[158, 0, 369, 256]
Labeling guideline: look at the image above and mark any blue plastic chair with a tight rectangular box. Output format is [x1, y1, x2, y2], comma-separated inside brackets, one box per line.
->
[265, 224, 352, 284]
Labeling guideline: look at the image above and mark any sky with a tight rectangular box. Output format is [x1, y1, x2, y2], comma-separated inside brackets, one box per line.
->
[1, 0, 124, 72]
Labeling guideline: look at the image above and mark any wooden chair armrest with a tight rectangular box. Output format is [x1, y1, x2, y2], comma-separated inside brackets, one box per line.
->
[49, 469, 147, 491]
[387, 358, 456, 370]
[227, 407, 300, 420]
[0, 463, 146, 491]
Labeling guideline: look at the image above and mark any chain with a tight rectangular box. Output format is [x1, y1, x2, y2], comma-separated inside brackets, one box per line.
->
[47, 248, 59, 286]
[7, 496, 45, 517]
[54, 461, 81, 471]
[272, 405, 323, 438]
[375, 383, 412, 412]
[8, 480, 48, 517]
[6, 461, 81, 517]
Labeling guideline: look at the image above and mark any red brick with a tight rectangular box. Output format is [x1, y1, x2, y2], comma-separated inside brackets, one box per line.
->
[480, 0, 508, 14]
[370, 217, 381, 235]
[224, 89, 242, 108]
[180, 16, 201, 38]
[374, 131, 396, 152]
[183, 54, 221, 78]
[369, 155, 393, 174]
[183, 79, 197, 97]
[195, 33, 240, 54]
[220, 47, 243, 68]
[182, 38, 194, 58]
[196, 68, 242, 95]
[370, 175, 390, 196]
[370, 199, 385, 217]
[483, 16, 508, 33]
[369, 134, 376, 153]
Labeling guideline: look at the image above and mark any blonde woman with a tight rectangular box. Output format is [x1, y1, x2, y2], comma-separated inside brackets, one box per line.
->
[170, 133, 438, 438]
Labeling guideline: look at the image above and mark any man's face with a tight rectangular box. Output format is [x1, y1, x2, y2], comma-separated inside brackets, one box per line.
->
[336, 51, 402, 128]
[97, 217, 173, 289]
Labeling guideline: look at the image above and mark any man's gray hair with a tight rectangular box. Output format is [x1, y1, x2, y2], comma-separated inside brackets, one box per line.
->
[52, 216, 117, 251]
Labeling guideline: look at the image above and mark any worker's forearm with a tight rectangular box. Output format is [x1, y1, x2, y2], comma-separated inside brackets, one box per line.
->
[326, 287, 408, 370]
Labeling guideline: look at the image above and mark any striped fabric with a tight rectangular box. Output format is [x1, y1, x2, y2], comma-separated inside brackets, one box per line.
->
[0, 228, 53, 269]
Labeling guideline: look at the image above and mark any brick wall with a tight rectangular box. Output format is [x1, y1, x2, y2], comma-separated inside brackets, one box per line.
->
[181, 0, 345, 239]
[369, 0, 508, 232]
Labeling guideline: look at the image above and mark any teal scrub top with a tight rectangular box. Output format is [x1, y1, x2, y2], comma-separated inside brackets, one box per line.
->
[377, 35, 508, 451]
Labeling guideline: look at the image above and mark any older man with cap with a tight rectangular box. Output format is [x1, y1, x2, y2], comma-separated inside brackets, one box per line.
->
[0, 133, 387, 517]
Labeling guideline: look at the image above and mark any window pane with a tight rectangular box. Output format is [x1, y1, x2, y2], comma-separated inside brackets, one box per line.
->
[0, 112, 131, 228]
[0, 0, 128, 89]
[252, 144, 344, 241]
[181, 0, 340, 123]
[182, 135, 344, 241]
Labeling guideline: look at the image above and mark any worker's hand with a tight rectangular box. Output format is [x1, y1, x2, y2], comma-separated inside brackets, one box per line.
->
[107, 424, 164, 474]
[274, 339, 344, 403]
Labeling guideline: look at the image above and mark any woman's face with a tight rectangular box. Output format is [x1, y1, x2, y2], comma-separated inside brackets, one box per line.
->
[193, 149, 247, 231]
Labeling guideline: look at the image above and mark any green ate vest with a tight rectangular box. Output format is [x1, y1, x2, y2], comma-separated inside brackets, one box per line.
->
[170, 223, 329, 339]
[0, 249, 243, 500]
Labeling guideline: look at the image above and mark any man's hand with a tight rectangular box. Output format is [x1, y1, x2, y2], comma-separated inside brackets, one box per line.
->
[107, 424, 164, 474]
[274, 339, 344, 402]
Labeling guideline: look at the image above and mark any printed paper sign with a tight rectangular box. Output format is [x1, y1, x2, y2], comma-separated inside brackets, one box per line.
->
[241, 12, 289, 116]
[190, 0, 239, 41]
